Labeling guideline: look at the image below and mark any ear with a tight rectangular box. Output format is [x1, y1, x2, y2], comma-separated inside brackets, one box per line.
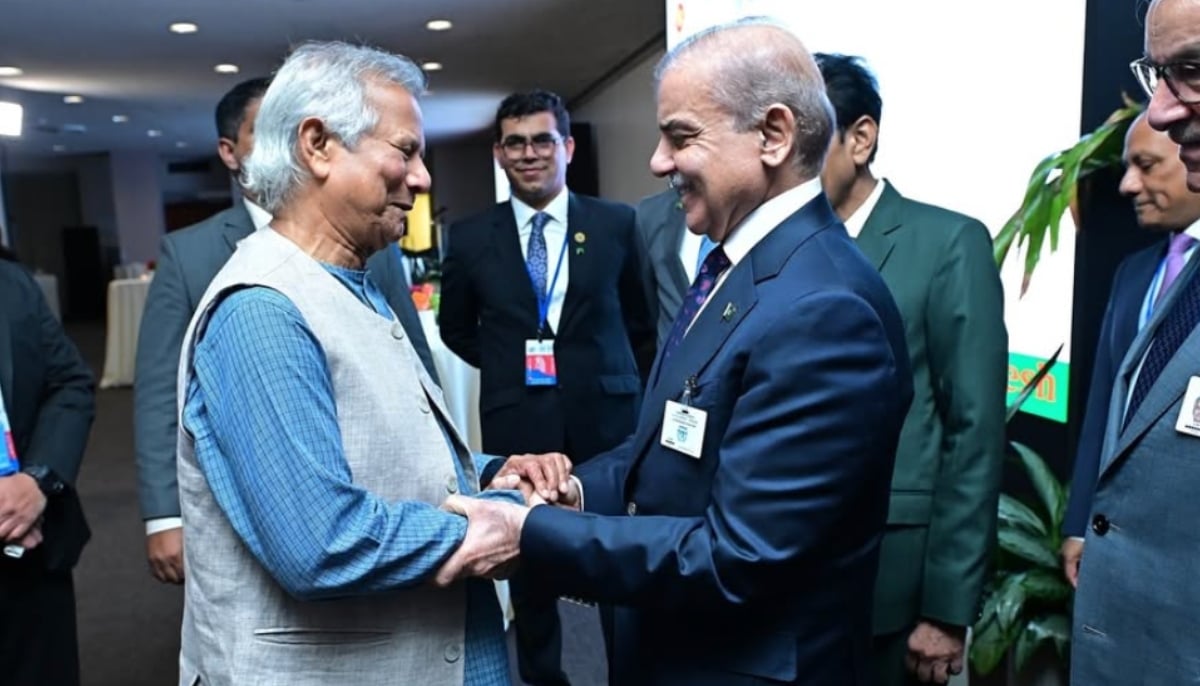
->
[216, 138, 239, 173]
[563, 135, 576, 165]
[493, 142, 508, 166]
[758, 103, 796, 169]
[846, 115, 879, 167]
[297, 117, 334, 181]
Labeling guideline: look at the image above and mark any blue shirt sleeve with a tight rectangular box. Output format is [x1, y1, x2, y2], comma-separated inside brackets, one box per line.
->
[182, 286, 468, 601]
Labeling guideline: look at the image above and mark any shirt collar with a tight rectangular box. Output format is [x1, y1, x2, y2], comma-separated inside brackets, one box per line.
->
[512, 187, 569, 233]
[1182, 216, 1200, 242]
[720, 176, 823, 268]
[243, 196, 273, 232]
[841, 179, 887, 239]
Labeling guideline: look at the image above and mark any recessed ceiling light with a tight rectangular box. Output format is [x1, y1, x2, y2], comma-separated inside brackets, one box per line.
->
[52, 144, 66, 152]
[0, 66, 23, 77]
[214, 63, 240, 74]
[63, 95, 84, 104]
[169, 22, 198, 34]
[147, 129, 163, 138]
[112, 114, 129, 123]
[422, 61, 443, 72]
[175, 141, 188, 148]
[426, 19, 453, 31]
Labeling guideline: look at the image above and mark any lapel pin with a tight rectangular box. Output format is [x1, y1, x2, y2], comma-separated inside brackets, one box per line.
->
[721, 303, 737, 321]
[574, 232, 586, 255]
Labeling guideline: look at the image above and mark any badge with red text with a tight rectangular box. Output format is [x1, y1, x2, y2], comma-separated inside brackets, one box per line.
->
[525, 339, 557, 386]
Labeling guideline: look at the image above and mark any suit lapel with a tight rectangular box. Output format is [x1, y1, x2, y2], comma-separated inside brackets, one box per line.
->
[221, 200, 256, 253]
[662, 202, 690, 297]
[854, 181, 902, 271]
[1104, 253, 1200, 473]
[559, 194, 586, 335]
[490, 202, 539, 317]
[0, 305, 12, 406]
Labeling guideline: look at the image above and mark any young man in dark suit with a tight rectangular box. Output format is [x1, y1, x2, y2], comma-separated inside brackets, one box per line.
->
[817, 53, 1008, 686]
[133, 77, 438, 586]
[1061, 111, 1200, 587]
[438, 89, 654, 685]
[0, 253, 95, 685]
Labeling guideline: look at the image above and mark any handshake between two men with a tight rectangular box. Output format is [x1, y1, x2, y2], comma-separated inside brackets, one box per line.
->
[434, 452, 578, 587]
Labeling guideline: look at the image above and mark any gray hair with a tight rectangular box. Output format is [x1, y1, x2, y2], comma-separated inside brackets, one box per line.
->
[241, 41, 427, 213]
[655, 17, 833, 177]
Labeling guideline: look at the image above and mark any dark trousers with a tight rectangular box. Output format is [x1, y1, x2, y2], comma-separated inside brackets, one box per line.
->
[510, 572, 571, 686]
[0, 555, 80, 686]
[873, 628, 922, 686]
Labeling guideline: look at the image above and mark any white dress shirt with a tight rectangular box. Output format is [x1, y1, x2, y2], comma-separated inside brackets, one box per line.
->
[512, 189, 571, 334]
[679, 226, 705, 282]
[841, 179, 887, 239]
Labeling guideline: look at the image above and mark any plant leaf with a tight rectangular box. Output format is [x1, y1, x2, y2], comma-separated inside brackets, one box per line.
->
[998, 527, 1059, 570]
[1011, 441, 1067, 530]
[968, 613, 1009, 675]
[1014, 614, 1072, 673]
[998, 493, 1048, 537]
[1020, 567, 1073, 603]
[1006, 344, 1063, 422]
[994, 572, 1030, 631]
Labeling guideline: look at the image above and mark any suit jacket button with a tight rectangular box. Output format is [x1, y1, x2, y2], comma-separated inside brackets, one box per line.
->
[445, 475, 458, 494]
[443, 642, 462, 663]
[1092, 514, 1110, 536]
[390, 322, 406, 340]
[626, 501, 637, 516]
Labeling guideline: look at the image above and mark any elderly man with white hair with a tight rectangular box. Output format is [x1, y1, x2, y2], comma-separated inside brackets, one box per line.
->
[174, 41, 570, 686]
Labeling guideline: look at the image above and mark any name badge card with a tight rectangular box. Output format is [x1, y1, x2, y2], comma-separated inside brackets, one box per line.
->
[1175, 376, 1200, 437]
[660, 400, 707, 459]
[525, 339, 558, 386]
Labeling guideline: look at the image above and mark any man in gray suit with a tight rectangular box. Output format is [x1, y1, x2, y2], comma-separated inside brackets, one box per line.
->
[133, 77, 439, 584]
[1071, 1, 1200, 680]
[635, 188, 713, 347]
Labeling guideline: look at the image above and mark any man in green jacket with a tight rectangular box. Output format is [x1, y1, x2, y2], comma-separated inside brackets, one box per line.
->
[817, 53, 1007, 686]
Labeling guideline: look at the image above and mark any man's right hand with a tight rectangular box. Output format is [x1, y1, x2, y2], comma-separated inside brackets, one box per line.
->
[147, 528, 185, 584]
[1060, 537, 1083, 588]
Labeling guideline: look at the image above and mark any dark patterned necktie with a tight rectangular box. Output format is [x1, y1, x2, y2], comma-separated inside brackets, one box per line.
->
[1125, 257, 1200, 427]
[526, 212, 550, 298]
[661, 245, 731, 362]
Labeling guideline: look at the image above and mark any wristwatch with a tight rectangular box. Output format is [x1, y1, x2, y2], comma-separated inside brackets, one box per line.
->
[21, 464, 65, 496]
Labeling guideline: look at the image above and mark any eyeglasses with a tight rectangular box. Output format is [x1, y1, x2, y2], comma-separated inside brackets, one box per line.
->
[1131, 57, 1200, 105]
[499, 133, 563, 159]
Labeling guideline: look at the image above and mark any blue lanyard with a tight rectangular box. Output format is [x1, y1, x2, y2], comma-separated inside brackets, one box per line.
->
[526, 225, 569, 335]
[1139, 259, 1168, 332]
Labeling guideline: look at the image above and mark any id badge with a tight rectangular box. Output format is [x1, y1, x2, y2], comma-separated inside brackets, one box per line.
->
[660, 400, 707, 459]
[1175, 376, 1200, 436]
[525, 339, 558, 386]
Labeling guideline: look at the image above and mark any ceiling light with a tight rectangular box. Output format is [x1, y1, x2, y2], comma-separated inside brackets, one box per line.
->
[175, 141, 188, 148]
[112, 114, 128, 123]
[147, 129, 162, 138]
[426, 19, 453, 31]
[214, 63, 240, 74]
[0, 66, 23, 77]
[63, 95, 84, 104]
[169, 22, 198, 34]
[52, 144, 66, 153]
[0, 102, 22, 137]
[422, 61, 443, 72]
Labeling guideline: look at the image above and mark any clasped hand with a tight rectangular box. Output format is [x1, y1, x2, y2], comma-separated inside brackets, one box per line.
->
[0, 473, 47, 550]
[433, 453, 579, 587]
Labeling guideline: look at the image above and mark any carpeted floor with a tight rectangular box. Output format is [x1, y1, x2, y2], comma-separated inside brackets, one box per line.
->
[64, 321, 607, 686]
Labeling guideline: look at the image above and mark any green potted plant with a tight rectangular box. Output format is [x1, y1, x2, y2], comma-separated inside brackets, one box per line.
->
[969, 347, 1071, 685]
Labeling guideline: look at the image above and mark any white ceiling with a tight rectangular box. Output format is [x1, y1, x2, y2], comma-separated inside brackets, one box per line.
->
[0, 0, 664, 157]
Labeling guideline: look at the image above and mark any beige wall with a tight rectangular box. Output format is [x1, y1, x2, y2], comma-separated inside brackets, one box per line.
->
[573, 46, 668, 206]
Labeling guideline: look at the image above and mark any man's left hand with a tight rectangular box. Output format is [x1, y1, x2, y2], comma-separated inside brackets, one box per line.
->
[490, 452, 572, 504]
[434, 495, 530, 586]
[906, 620, 965, 684]
[0, 473, 47, 542]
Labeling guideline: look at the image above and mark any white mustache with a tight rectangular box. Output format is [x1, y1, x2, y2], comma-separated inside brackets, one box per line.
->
[667, 174, 691, 193]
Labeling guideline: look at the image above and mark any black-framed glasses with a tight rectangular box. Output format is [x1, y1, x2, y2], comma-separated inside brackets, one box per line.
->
[499, 133, 563, 159]
[1131, 57, 1200, 105]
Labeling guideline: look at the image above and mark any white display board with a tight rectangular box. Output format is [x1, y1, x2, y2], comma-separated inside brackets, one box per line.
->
[666, 0, 1087, 422]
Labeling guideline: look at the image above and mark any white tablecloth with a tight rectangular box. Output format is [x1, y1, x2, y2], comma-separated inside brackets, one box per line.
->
[99, 276, 152, 389]
[419, 309, 482, 452]
[33, 273, 60, 321]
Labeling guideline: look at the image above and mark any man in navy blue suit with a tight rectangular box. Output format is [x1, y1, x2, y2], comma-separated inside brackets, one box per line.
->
[436, 18, 913, 685]
[1060, 110, 1200, 585]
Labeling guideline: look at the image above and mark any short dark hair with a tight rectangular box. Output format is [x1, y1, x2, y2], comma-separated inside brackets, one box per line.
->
[215, 77, 271, 142]
[493, 89, 571, 141]
[814, 53, 882, 163]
